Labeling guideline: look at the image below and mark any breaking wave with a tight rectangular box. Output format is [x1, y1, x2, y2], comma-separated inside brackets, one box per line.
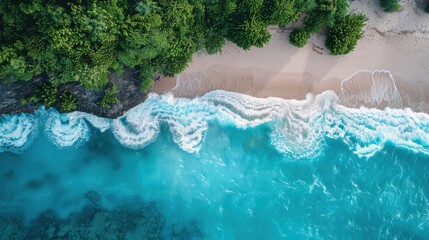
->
[0, 113, 38, 154]
[1, 88, 428, 159]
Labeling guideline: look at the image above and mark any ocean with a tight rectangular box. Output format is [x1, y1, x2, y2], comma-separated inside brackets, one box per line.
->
[0, 90, 428, 239]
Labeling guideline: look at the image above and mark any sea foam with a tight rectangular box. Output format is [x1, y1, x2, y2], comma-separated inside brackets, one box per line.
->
[340, 70, 402, 109]
[0, 70, 428, 158]
[1, 91, 428, 159]
[0, 113, 38, 153]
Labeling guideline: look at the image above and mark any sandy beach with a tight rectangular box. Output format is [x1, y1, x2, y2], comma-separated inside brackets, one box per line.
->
[153, 0, 429, 111]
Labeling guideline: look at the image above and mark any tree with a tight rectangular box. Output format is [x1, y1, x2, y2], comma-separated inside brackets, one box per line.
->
[263, 0, 297, 26]
[289, 29, 312, 47]
[227, 16, 271, 50]
[203, 0, 237, 54]
[99, 85, 119, 108]
[380, 0, 401, 12]
[60, 91, 78, 112]
[38, 82, 59, 108]
[287, 0, 349, 48]
[325, 14, 368, 55]
[0, 0, 367, 110]
[140, 76, 153, 92]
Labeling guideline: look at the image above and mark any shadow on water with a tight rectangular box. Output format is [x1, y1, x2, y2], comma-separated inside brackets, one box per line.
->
[81, 130, 123, 171]
[25, 172, 60, 190]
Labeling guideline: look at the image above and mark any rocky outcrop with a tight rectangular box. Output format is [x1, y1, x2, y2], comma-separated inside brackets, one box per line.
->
[0, 69, 149, 119]
[0, 75, 47, 115]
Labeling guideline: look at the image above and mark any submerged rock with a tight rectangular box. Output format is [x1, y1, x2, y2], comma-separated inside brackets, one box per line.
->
[0, 69, 150, 119]
[0, 197, 168, 240]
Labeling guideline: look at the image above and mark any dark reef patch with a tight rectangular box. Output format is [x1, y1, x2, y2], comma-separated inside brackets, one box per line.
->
[0, 193, 167, 240]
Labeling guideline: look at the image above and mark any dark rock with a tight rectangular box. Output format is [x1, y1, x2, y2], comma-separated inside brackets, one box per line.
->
[0, 214, 25, 240]
[171, 221, 204, 240]
[85, 191, 101, 205]
[0, 69, 151, 118]
[26, 210, 60, 240]
[0, 74, 47, 115]
[0, 198, 204, 240]
[3, 170, 15, 179]
[26, 179, 44, 189]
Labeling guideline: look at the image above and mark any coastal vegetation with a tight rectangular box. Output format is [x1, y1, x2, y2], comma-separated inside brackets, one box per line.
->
[59, 91, 78, 112]
[0, 0, 367, 111]
[38, 82, 59, 108]
[99, 84, 119, 108]
[325, 14, 367, 55]
[289, 0, 349, 48]
[289, 29, 312, 48]
[380, 0, 401, 12]
[19, 81, 79, 112]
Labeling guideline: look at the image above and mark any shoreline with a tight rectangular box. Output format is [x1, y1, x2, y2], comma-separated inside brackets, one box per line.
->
[153, 65, 429, 112]
[153, 0, 429, 112]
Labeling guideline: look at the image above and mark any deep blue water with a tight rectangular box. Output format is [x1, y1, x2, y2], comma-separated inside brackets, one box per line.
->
[0, 90, 428, 239]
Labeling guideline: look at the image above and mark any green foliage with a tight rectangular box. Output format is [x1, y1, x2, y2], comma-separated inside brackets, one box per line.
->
[139, 67, 154, 91]
[1, 0, 366, 101]
[289, 29, 312, 48]
[325, 14, 368, 55]
[228, 17, 272, 50]
[99, 85, 119, 109]
[0, 44, 35, 82]
[380, 0, 401, 12]
[20, 95, 39, 105]
[141, 77, 154, 92]
[59, 91, 78, 112]
[425, 5, 429, 13]
[288, 0, 350, 48]
[263, 0, 297, 26]
[204, 30, 225, 54]
[0, 0, 124, 87]
[38, 82, 59, 107]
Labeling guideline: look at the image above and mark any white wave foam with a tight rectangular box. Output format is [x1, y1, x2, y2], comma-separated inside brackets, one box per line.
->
[69, 112, 111, 132]
[340, 70, 402, 109]
[112, 108, 160, 150]
[44, 111, 92, 148]
[111, 93, 215, 153]
[1, 82, 428, 158]
[108, 89, 428, 158]
[0, 108, 113, 152]
[269, 91, 338, 158]
[0, 113, 38, 153]
[201, 90, 429, 158]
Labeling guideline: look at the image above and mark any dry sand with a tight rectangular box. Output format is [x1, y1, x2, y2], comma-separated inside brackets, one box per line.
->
[153, 0, 429, 110]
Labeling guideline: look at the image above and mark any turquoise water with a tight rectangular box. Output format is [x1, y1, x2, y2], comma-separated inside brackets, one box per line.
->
[1, 90, 429, 239]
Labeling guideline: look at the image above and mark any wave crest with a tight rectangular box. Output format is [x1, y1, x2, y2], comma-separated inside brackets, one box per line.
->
[109, 90, 428, 158]
[0, 113, 38, 153]
[44, 112, 91, 148]
[1, 80, 428, 158]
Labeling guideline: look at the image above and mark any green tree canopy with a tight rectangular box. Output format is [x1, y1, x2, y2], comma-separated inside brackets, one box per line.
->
[1, 0, 367, 109]
[325, 14, 368, 55]
[380, 0, 401, 12]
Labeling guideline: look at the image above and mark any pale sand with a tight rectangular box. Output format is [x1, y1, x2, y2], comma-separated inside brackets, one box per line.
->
[153, 0, 429, 110]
